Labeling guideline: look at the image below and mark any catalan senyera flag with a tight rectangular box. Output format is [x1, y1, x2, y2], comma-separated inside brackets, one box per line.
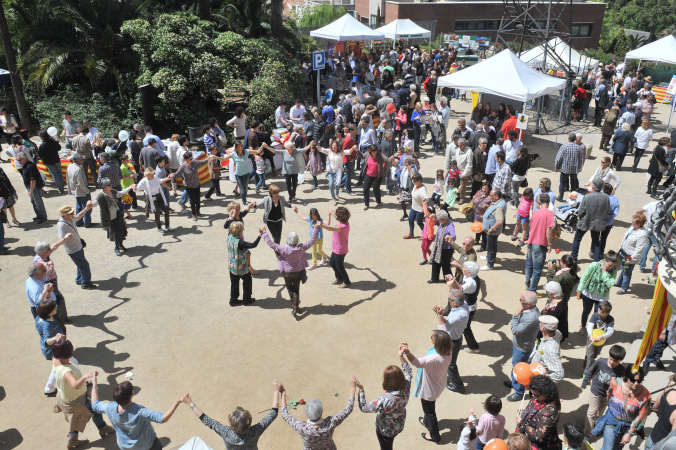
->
[633, 276, 673, 372]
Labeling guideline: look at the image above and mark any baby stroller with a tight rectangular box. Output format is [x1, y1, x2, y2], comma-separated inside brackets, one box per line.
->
[555, 188, 587, 233]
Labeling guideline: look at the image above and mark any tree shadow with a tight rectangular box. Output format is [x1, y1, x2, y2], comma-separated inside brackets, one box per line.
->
[0, 428, 23, 449]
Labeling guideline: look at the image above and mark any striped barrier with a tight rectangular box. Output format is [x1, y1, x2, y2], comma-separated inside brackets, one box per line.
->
[9, 152, 212, 186]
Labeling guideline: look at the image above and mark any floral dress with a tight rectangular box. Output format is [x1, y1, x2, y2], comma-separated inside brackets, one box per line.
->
[472, 192, 492, 222]
[517, 399, 561, 450]
[358, 363, 412, 438]
[282, 397, 354, 450]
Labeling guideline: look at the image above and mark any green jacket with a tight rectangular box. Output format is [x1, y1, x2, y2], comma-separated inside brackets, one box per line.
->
[546, 268, 580, 301]
[577, 262, 617, 298]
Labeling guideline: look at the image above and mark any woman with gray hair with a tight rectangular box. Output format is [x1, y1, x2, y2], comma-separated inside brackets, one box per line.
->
[33, 239, 71, 323]
[539, 281, 569, 342]
[282, 376, 357, 448]
[428, 210, 456, 283]
[91, 177, 136, 256]
[445, 260, 481, 352]
[262, 221, 319, 316]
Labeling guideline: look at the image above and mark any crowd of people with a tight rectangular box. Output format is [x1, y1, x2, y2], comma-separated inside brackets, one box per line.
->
[3, 44, 676, 450]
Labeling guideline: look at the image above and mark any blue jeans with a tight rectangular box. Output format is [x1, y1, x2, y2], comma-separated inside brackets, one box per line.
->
[486, 233, 499, 268]
[327, 170, 342, 199]
[616, 261, 635, 291]
[431, 132, 439, 153]
[525, 244, 547, 291]
[68, 248, 91, 285]
[477, 440, 487, 450]
[47, 163, 65, 192]
[75, 194, 92, 227]
[639, 234, 658, 271]
[161, 187, 170, 206]
[408, 209, 424, 236]
[511, 345, 530, 396]
[29, 188, 48, 221]
[645, 435, 656, 450]
[600, 424, 626, 450]
[255, 172, 266, 189]
[341, 161, 355, 193]
[179, 190, 188, 205]
[236, 173, 249, 204]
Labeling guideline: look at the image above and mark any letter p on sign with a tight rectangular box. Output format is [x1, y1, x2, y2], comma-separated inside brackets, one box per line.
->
[312, 51, 325, 71]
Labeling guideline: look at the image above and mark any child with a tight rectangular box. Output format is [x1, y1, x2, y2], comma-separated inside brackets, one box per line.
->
[119, 155, 136, 218]
[584, 300, 615, 372]
[442, 178, 459, 212]
[446, 160, 461, 185]
[431, 169, 444, 206]
[457, 411, 478, 450]
[224, 201, 258, 275]
[512, 188, 534, 247]
[557, 192, 579, 212]
[582, 344, 626, 435]
[254, 154, 267, 193]
[294, 207, 328, 270]
[307, 144, 322, 190]
[562, 422, 593, 450]
[475, 395, 506, 450]
[154, 155, 172, 207]
[394, 105, 407, 146]
[421, 205, 436, 265]
[205, 145, 223, 200]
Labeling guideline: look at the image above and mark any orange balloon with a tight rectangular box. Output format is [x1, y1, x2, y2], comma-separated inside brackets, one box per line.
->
[471, 221, 483, 233]
[486, 438, 509, 450]
[530, 362, 547, 376]
[513, 362, 532, 386]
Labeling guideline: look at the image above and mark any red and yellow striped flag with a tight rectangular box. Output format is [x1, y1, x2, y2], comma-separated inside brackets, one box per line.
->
[633, 276, 673, 372]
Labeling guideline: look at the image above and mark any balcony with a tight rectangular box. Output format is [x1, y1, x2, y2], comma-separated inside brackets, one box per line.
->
[310, 0, 355, 7]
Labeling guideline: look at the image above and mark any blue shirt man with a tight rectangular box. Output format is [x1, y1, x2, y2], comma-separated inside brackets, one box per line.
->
[143, 129, 166, 153]
[92, 401, 164, 449]
[26, 272, 56, 310]
[322, 104, 335, 124]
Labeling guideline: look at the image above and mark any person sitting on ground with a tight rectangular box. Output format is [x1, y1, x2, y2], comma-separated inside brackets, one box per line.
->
[180, 382, 282, 449]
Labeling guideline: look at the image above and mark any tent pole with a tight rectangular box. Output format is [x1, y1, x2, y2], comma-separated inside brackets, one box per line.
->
[667, 97, 676, 133]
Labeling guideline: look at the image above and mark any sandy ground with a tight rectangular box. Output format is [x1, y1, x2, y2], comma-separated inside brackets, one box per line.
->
[1, 99, 674, 450]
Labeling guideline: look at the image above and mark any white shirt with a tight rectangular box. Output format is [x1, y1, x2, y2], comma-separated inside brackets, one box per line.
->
[275, 107, 288, 128]
[86, 127, 99, 143]
[503, 139, 523, 161]
[319, 147, 346, 173]
[289, 105, 306, 121]
[136, 177, 163, 196]
[634, 127, 653, 150]
[643, 202, 659, 226]
[411, 185, 428, 212]
[588, 166, 621, 189]
[166, 141, 181, 170]
[226, 114, 247, 138]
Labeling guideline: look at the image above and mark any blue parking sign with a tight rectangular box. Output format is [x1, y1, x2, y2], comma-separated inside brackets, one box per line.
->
[312, 51, 325, 71]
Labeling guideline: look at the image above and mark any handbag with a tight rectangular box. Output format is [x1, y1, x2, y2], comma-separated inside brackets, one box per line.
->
[466, 209, 475, 222]
[400, 189, 412, 203]
[520, 178, 528, 188]
[659, 161, 669, 173]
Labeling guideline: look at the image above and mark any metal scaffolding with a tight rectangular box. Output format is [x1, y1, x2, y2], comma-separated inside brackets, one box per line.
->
[496, 0, 575, 134]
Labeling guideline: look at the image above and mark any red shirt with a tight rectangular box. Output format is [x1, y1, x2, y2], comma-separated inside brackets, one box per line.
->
[501, 116, 517, 137]
[343, 135, 357, 163]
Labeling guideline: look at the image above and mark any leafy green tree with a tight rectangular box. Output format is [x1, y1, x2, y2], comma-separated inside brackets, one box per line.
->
[616, 0, 676, 41]
[297, 5, 347, 27]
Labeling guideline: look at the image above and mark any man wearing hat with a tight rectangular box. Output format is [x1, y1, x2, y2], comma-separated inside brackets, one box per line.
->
[140, 138, 160, 170]
[56, 204, 97, 290]
[532, 315, 564, 383]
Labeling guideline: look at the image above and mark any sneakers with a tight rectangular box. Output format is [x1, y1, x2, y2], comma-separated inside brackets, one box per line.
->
[308, 264, 318, 270]
[464, 348, 480, 354]
[319, 259, 328, 266]
[480, 265, 492, 271]
[98, 425, 115, 438]
[480, 255, 487, 260]
[420, 259, 429, 265]
[506, 393, 522, 402]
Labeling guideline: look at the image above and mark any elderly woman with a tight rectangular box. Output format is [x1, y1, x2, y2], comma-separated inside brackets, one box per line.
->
[281, 139, 313, 203]
[228, 222, 264, 307]
[647, 137, 671, 198]
[586, 157, 620, 194]
[259, 184, 293, 245]
[609, 123, 636, 171]
[91, 178, 135, 256]
[546, 254, 579, 303]
[51, 339, 114, 448]
[357, 345, 412, 450]
[172, 151, 220, 221]
[428, 209, 456, 283]
[181, 382, 282, 449]
[134, 168, 172, 233]
[632, 119, 653, 172]
[398, 154, 417, 221]
[403, 173, 427, 239]
[533, 178, 556, 212]
[33, 240, 70, 323]
[577, 251, 618, 334]
[446, 261, 481, 352]
[35, 300, 65, 396]
[591, 365, 651, 450]
[600, 106, 620, 151]
[471, 182, 492, 251]
[539, 281, 569, 342]
[402, 331, 453, 443]
[262, 223, 319, 316]
[515, 375, 562, 450]
[615, 213, 649, 295]
[282, 377, 357, 449]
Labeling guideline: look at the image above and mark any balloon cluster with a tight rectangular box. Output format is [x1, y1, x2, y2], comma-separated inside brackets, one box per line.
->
[512, 362, 546, 387]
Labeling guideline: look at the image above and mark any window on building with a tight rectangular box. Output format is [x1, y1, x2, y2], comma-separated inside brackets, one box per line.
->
[370, 14, 378, 26]
[455, 20, 500, 31]
[571, 23, 593, 37]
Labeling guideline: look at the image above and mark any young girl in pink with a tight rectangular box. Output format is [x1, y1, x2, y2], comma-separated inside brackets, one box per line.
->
[513, 187, 534, 247]
[421, 204, 436, 265]
[474, 395, 505, 450]
[394, 105, 407, 147]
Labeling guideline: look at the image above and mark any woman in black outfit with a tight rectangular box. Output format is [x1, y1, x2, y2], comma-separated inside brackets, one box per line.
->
[646, 374, 676, 450]
[509, 146, 530, 207]
[647, 137, 671, 198]
[259, 184, 292, 244]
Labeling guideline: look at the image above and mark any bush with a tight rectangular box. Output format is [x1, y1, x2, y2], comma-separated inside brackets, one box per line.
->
[24, 84, 141, 136]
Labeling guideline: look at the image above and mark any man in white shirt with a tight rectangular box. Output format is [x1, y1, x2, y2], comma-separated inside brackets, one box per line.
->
[83, 119, 98, 143]
[503, 130, 522, 163]
[275, 101, 289, 128]
[289, 99, 306, 123]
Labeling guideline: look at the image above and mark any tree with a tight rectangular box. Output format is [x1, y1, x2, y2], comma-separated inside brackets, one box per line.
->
[619, 0, 676, 41]
[0, 0, 31, 131]
[297, 4, 347, 27]
[271, 0, 283, 41]
[198, 0, 211, 20]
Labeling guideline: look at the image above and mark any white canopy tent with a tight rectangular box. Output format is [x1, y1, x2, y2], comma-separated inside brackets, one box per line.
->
[625, 35, 676, 66]
[375, 19, 432, 51]
[310, 14, 385, 41]
[437, 49, 567, 102]
[519, 37, 599, 73]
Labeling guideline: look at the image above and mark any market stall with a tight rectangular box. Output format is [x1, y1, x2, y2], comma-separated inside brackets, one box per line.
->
[519, 37, 599, 73]
[310, 14, 385, 42]
[375, 19, 431, 51]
